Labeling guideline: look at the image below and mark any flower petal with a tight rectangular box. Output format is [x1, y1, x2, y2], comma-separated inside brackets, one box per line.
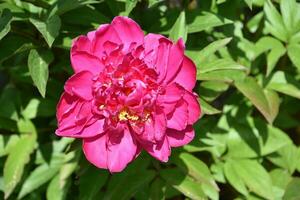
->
[83, 134, 108, 169]
[166, 100, 188, 131]
[111, 16, 144, 47]
[173, 56, 197, 91]
[71, 36, 91, 52]
[164, 38, 185, 84]
[183, 91, 201, 124]
[92, 24, 121, 57]
[166, 125, 195, 147]
[71, 51, 104, 74]
[56, 118, 105, 138]
[142, 136, 170, 162]
[143, 110, 167, 142]
[107, 126, 138, 172]
[64, 71, 93, 100]
[56, 92, 77, 123]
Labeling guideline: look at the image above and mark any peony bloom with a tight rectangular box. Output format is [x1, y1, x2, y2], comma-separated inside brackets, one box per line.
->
[56, 16, 201, 172]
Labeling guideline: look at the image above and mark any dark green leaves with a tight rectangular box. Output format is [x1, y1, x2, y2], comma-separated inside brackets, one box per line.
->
[30, 15, 61, 47]
[28, 49, 54, 97]
[0, 9, 12, 41]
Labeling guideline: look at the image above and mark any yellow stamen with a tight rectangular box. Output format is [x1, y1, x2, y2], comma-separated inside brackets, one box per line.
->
[118, 109, 139, 121]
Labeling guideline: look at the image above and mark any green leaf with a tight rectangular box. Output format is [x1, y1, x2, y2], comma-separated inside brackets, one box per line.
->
[47, 174, 70, 200]
[266, 71, 300, 99]
[50, 0, 99, 15]
[235, 77, 274, 123]
[28, 49, 54, 98]
[247, 12, 264, 33]
[198, 69, 247, 83]
[169, 11, 187, 43]
[283, 178, 300, 200]
[199, 81, 229, 102]
[187, 12, 233, 33]
[264, 0, 288, 42]
[199, 58, 248, 74]
[244, 0, 252, 10]
[280, 0, 300, 36]
[225, 159, 274, 200]
[79, 166, 108, 200]
[17, 163, 61, 199]
[120, 0, 138, 16]
[0, 9, 12, 41]
[194, 37, 232, 65]
[105, 170, 155, 200]
[0, 135, 19, 157]
[287, 44, 300, 70]
[160, 168, 207, 200]
[264, 89, 280, 124]
[255, 36, 286, 76]
[270, 169, 292, 190]
[199, 98, 221, 115]
[174, 153, 219, 200]
[30, 15, 61, 47]
[150, 178, 165, 200]
[268, 144, 299, 174]
[224, 161, 249, 196]
[4, 125, 36, 198]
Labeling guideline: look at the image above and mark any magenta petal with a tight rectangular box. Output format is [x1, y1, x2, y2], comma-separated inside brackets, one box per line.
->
[107, 127, 137, 172]
[161, 83, 184, 103]
[143, 136, 170, 162]
[56, 92, 77, 123]
[183, 91, 201, 124]
[164, 39, 185, 83]
[167, 125, 195, 147]
[64, 71, 93, 100]
[111, 16, 144, 47]
[167, 100, 188, 131]
[71, 51, 104, 74]
[92, 24, 121, 57]
[72, 36, 91, 53]
[56, 118, 105, 138]
[174, 56, 197, 91]
[83, 134, 108, 169]
[143, 110, 166, 142]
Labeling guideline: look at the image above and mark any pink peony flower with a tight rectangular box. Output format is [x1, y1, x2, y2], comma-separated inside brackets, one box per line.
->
[56, 16, 201, 172]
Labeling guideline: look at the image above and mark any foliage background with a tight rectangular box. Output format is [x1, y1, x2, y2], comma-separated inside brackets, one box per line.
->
[0, 0, 300, 199]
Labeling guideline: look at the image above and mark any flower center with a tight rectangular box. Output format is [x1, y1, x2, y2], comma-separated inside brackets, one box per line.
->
[118, 109, 139, 121]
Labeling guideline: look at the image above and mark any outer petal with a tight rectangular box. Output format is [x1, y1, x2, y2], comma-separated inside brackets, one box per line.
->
[107, 126, 138, 172]
[64, 71, 93, 100]
[92, 24, 121, 57]
[111, 16, 144, 47]
[183, 91, 201, 124]
[166, 100, 188, 131]
[71, 51, 104, 74]
[56, 118, 105, 138]
[56, 92, 77, 123]
[143, 33, 165, 55]
[166, 125, 195, 147]
[83, 134, 108, 170]
[142, 136, 170, 162]
[71, 36, 91, 52]
[163, 38, 185, 84]
[173, 56, 197, 91]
